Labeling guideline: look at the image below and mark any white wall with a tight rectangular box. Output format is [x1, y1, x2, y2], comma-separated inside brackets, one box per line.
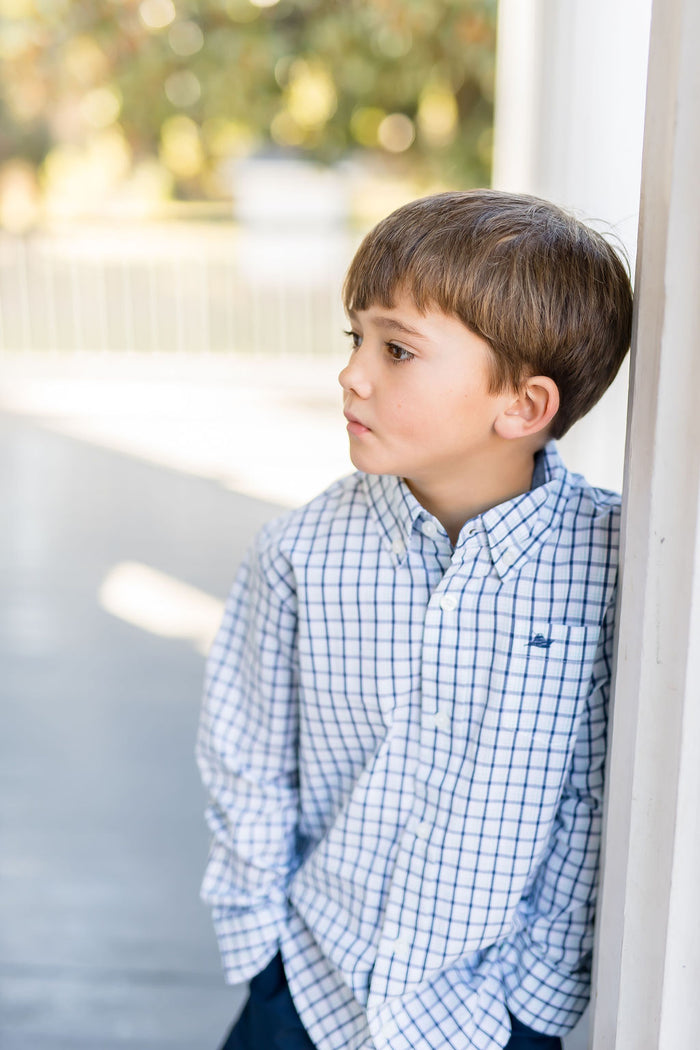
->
[492, 0, 652, 492]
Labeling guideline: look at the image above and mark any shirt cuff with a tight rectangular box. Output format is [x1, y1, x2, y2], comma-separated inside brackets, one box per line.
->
[210, 901, 293, 985]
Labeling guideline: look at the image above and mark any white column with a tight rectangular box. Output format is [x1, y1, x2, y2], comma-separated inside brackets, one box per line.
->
[493, 0, 651, 261]
[492, 0, 652, 493]
[590, 0, 700, 1044]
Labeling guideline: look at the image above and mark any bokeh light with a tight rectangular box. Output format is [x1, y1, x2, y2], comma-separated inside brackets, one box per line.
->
[165, 71, 202, 108]
[63, 35, 110, 85]
[80, 87, 122, 130]
[285, 60, 337, 131]
[224, 0, 261, 24]
[159, 114, 204, 179]
[168, 21, 205, 57]
[378, 113, 415, 153]
[417, 81, 459, 147]
[139, 0, 176, 31]
[372, 25, 413, 59]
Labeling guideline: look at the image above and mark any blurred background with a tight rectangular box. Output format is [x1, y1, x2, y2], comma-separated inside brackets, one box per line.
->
[0, 1, 631, 1047]
[0, 0, 495, 362]
[0, 0, 494, 219]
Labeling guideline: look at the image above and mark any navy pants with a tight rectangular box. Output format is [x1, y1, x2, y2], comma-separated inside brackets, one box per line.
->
[219, 954, 563, 1050]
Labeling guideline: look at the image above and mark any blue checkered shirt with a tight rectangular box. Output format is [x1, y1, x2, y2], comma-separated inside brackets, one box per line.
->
[197, 442, 619, 1050]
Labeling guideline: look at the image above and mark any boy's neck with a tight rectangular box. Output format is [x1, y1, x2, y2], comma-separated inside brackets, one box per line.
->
[405, 446, 538, 545]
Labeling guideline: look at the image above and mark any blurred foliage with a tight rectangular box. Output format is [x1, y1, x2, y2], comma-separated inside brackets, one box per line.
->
[0, 0, 497, 210]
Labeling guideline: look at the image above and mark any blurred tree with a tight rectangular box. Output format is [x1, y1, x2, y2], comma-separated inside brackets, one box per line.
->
[0, 0, 496, 207]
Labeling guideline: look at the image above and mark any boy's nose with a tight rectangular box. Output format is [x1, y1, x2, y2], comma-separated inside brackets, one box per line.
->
[338, 353, 372, 399]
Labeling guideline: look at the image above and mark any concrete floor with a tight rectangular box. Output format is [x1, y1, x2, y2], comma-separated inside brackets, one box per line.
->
[0, 411, 276, 1048]
[0, 357, 589, 1049]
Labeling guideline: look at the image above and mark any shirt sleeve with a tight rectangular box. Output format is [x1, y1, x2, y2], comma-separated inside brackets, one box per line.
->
[195, 529, 301, 984]
[496, 595, 616, 1034]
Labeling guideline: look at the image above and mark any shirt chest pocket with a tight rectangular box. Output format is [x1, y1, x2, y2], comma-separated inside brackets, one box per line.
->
[464, 620, 601, 753]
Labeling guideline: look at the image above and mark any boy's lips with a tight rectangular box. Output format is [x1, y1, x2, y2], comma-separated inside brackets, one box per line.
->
[344, 410, 371, 436]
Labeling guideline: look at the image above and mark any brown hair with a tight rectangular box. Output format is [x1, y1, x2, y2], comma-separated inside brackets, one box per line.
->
[343, 190, 633, 438]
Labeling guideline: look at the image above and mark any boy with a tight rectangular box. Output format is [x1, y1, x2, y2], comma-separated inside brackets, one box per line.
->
[196, 190, 633, 1050]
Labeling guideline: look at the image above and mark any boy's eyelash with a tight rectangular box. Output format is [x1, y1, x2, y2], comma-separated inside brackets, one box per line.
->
[342, 330, 414, 363]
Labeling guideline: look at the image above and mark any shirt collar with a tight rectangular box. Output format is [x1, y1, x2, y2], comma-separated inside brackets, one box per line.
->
[363, 470, 424, 558]
[362, 441, 571, 577]
[479, 442, 571, 579]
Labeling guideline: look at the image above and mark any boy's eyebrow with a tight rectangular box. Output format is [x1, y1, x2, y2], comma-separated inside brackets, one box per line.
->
[347, 310, 426, 339]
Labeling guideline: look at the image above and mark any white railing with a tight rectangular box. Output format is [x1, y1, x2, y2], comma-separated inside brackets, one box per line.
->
[0, 221, 352, 356]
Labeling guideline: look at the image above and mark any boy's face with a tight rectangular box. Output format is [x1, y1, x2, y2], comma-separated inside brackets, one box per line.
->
[339, 293, 517, 495]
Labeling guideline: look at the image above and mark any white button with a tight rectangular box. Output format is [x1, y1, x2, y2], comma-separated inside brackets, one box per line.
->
[415, 821, 431, 839]
[391, 537, 405, 555]
[392, 935, 411, 959]
[425, 710, 450, 732]
[439, 593, 457, 612]
[421, 519, 438, 537]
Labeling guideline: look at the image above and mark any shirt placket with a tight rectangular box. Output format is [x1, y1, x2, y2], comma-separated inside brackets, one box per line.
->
[371, 522, 488, 997]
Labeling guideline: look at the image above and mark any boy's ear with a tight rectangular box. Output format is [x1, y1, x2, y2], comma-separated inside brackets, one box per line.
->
[494, 376, 560, 440]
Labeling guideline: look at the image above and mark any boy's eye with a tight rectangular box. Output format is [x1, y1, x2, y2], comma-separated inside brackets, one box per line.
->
[386, 342, 414, 363]
[343, 329, 362, 349]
